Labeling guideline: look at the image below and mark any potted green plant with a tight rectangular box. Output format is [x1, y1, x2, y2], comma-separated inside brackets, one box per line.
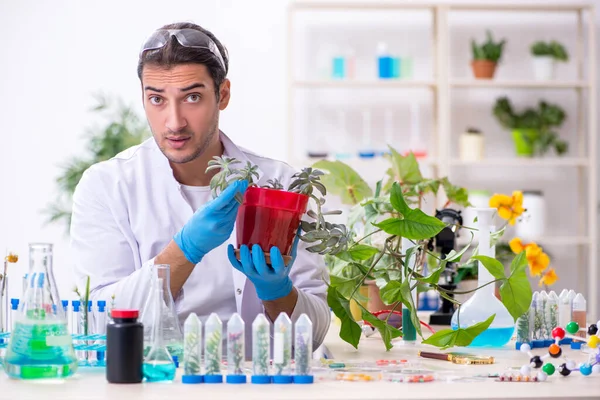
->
[315, 147, 533, 350]
[207, 157, 348, 264]
[493, 97, 568, 157]
[530, 40, 569, 80]
[471, 30, 506, 79]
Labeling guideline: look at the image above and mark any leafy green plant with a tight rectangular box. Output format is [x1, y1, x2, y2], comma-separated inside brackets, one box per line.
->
[493, 97, 568, 156]
[471, 30, 506, 62]
[45, 93, 149, 232]
[318, 146, 533, 351]
[207, 159, 350, 256]
[531, 41, 569, 61]
[204, 329, 222, 375]
[73, 276, 91, 336]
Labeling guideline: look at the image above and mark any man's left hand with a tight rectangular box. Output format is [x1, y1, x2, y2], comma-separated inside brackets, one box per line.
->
[227, 230, 300, 301]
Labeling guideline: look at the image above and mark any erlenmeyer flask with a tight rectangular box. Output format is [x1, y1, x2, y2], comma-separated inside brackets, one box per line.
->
[451, 209, 515, 347]
[142, 277, 176, 382]
[3, 243, 77, 379]
[140, 264, 183, 357]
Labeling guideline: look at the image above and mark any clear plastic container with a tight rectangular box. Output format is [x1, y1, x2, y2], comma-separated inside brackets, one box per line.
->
[182, 313, 202, 384]
[204, 312, 223, 383]
[273, 312, 292, 383]
[451, 209, 515, 347]
[3, 243, 78, 379]
[294, 313, 314, 383]
[227, 313, 246, 383]
[252, 314, 270, 383]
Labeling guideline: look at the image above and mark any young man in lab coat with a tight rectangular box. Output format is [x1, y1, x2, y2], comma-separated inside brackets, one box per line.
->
[70, 22, 330, 352]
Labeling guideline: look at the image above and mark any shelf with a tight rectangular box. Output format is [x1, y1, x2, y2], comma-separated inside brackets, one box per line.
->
[293, 80, 437, 89]
[291, 2, 437, 11]
[535, 236, 590, 246]
[449, 3, 591, 12]
[449, 158, 590, 167]
[450, 80, 589, 89]
[290, 156, 438, 169]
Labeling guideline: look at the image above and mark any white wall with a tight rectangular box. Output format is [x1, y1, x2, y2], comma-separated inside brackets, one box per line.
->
[0, 0, 598, 313]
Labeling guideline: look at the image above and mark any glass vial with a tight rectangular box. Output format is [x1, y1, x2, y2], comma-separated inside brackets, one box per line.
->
[182, 312, 203, 384]
[106, 309, 143, 384]
[95, 300, 107, 366]
[545, 291, 559, 342]
[226, 313, 246, 384]
[272, 312, 293, 384]
[9, 298, 19, 331]
[293, 313, 314, 384]
[516, 311, 532, 347]
[537, 291, 549, 342]
[251, 313, 271, 384]
[204, 312, 223, 383]
[358, 109, 375, 158]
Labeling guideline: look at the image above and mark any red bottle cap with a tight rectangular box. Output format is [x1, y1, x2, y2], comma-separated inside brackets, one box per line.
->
[111, 309, 139, 319]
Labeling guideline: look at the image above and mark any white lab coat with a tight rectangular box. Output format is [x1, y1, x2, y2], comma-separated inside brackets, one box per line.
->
[70, 132, 331, 353]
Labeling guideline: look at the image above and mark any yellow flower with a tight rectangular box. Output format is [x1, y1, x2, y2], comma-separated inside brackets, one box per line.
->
[489, 191, 525, 225]
[526, 243, 550, 276]
[539, 268, 558, 287]
[4, 252, 18, 263]
[509, 237, 525, 254]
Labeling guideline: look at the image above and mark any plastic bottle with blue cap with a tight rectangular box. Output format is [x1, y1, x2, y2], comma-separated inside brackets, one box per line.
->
[182, 312, 203, 384]
[204, 312, 223, 383]
[227, 313, 246, 384]
[272, 312, 293, 384]
[95, 300, 107, 366]
[293, 314, 314, 384]
[252, 313, 271, 384]
[9, 298, 19, 331]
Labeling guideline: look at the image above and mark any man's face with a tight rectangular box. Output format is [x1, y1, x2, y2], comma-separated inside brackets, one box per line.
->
[142, 63, 229, 164]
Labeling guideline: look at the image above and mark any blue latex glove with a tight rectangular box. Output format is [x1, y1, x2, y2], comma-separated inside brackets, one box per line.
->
[227, 229, 300, 301]
[174, 180, 248, 264]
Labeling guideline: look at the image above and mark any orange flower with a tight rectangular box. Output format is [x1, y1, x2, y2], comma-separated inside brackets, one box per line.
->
[489, 191, 525, 225]
[539, 268, 558, 287]
[509, 237, 525, 254]
[4, 253, 18, 263]
[508, 238, 551, 277]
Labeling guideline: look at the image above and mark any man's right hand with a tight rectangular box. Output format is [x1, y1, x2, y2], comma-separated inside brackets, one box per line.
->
[174, 180, 248, 264]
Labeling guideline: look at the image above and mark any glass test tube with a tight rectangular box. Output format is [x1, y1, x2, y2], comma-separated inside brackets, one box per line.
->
[182, 313, 202, 384]
[227, 313, 246, 383]
[273, 312, 293, 383]
[252, 314, 270, 382]
[294, 313, 313, 384]
[204, 312, 223, 383]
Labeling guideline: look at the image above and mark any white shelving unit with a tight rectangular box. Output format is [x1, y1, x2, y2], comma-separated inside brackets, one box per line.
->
[287, 2, 598, 316]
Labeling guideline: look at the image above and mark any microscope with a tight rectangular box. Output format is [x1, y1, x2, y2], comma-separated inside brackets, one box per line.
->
[428, 208, 463, 326]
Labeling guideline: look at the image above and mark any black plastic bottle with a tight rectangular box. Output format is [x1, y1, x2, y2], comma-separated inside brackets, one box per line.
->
[106, 309, 144, 383]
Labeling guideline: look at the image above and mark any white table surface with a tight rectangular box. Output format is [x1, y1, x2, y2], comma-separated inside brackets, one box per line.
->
[1, 321, 599, 400]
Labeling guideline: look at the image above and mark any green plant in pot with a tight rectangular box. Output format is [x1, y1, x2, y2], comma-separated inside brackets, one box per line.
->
[493, 97, 568, 157]
[313, 147, 532, 350]
[471, 30, 506, 79]
[207, 157, 349, 264]
[530, 40, 569, 81]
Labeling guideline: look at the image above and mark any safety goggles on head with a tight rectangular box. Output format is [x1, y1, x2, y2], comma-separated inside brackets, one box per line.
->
[139, 28, 227, 72]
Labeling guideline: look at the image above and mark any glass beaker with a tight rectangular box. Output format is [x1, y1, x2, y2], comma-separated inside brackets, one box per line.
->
[3, 243, 77, 379]
[450, 209, 515, 347]
[142, 277, 176, 382]
[140, 264, 183, 358]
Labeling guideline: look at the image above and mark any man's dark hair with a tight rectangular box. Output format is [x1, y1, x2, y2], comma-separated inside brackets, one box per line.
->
[137, 22, 229, 99]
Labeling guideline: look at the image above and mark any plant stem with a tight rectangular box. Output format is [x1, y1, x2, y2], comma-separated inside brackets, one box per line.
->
[348, 240, 390, 301]
[355, 229, 383, 244]
[347, 187, 358, 205]
[433, 279, 501, 295]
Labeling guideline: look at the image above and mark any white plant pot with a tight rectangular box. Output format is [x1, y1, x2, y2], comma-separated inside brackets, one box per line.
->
[459, 132, 484, 162]
[532, 56, 556, 80]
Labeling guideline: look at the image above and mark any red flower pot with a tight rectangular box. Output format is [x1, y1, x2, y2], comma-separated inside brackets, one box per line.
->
[236, 187, 309, 264]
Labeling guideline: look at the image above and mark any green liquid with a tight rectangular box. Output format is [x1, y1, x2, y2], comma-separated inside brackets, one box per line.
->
[143, 361, 176, 382]
[3, 320, 77, 379]
[402, 308, 417, 341]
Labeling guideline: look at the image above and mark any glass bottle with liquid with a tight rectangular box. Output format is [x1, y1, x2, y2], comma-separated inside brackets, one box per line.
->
[142, 277, 176, 382]
[140, 264, 183, 358]
[450, 209, 515, 347]
[3, 243, 78, 379]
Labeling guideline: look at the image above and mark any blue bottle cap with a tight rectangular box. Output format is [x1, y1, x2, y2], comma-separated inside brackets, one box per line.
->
[272, 375, 293, 384]
[96, 351, 105, 362]
[204, 374, 223, 384]
[61, 300, 69, 308]
[172, 355, 179, 368]
[72, 300, 81, 312]
[182, 375, 204, 384]
[88, 300, 92, 311]
[51, 304, 57, 314]
[293, 375, 314, 384]
[251, 375, 271, 384]
[226, 375, 247, 384]
[10, 298, 19, 309]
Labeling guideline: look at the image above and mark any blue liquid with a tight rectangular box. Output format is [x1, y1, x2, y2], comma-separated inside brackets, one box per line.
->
[143, 361, 176, 382]
[451, 325, 515, 347]
[332, 57, 345, 79]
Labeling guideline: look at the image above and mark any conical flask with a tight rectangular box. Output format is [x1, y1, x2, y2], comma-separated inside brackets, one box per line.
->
[142, 277, 176, 382]
[3, 243, 77, 379]
[451, 209, 515, 347]
[140, 264, 183, 357]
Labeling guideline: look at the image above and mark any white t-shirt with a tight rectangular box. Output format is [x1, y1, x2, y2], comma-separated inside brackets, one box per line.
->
[180, 184, 238, 326]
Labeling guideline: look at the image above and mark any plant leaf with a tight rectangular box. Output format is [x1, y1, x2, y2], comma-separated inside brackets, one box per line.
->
[312, 160, 373, 205]
[418, 259, 447, 284]
[380, 281, 404, 305]
[327, 286, 362, 349]
[400, 279, 422, 337]
[336, 244, 380, 262]
[374, 211, 445, 240]
[440, 178, 471, 208]
[445, 232, 474, 263]
[360, 307, 402, 351]
[499, 252, 532, 321]
[386, 146, 423, 184]
[390, 182, 410, 215]
[422, 314, 496, 349]
[471, 256, 506, 280]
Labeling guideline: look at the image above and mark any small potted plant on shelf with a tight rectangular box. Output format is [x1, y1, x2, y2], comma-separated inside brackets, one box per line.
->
[471, 30, 506, 79]
[530, 40, 569, 80]
[459, 127, 484, 162]
[207, 157, 349, 264]
[493, 97, 568, 157]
